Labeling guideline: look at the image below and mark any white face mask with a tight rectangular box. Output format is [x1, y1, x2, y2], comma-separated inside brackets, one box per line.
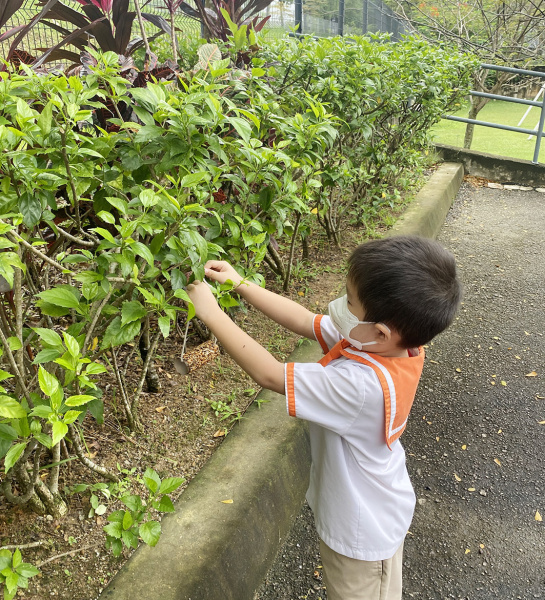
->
[328, 294, 389, 350]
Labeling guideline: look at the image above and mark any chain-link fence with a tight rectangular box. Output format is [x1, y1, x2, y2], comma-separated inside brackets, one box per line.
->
[0, 0, 201, 58]
[1, 0, 408, 61]
[262, 0, 410, 40]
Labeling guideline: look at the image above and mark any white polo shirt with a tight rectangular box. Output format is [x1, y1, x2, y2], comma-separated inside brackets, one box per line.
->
[284, 315, 416, 561]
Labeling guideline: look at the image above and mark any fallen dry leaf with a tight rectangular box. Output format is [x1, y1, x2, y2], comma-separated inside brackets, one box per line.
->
[461, 444, 467, 450]
[455, 368, 462, 373]
[298, 291, 305, 297]
[535, 510, 542, 522]
[526, 371, 538, 377]
[155, 406, 166, 412]
[221, 499, 233, 504]
[479, 543, 485, 549]
[494, 458, 502, 466]
[213, 429, 226, 438]
[454, 473, 462, 482]
[468, 487, 476, 492]
[465, 548, 471, 554]
[538, 421, 545, 425]
[436, 436, 440, 442]
[501, 381, 507, 386]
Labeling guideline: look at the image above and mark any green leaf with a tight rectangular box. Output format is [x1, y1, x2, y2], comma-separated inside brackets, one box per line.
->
[29, 405, 53, 419]
[122, 510, 134, 531]
[139, 520, 161, 547]
[33, 328, 63, 348]
[156, 495, 175, 513]
[37, 101, 53, 137]
[92, 227, 117, 245]
[173, 290, 195, 320]
[37, 288, 80, 309]
[51, 421, 68, 446]
[101, 317, 141, 350]
[138, 190, 158, 208]
[85, 363, 107, 375]
[63, 332, 80, 358]
[62, 410, 81, 424]
[4, 442, 27, 473]
[11, 550, 21, 570]
[16, 563, 39, 578]
[121, 529, 139, 549]
[158, 476, 185, 495]
[35, 302, 70, 317]
[143, 468, 161, 494]
[158, 316, 170, 338]
[86, 398, 104, 425]
[132, 242, 154, 266]
[64, 395, 95, 407]
[0, 396, 27, 419]
[49, 387, 63, 412]
[19, 192, 42, 228]
[38, 366, 59, 397]
[6, 337, 21, 352]
[33, 348, 62, 364]
[33, 432, 53, 448]
[103, 521, 123, 539]
[0, 424, 17, 441]
[5, 569, 18, 595]
[121, 494, 143, 512]
[227, 116, 252, 143]
[179, 172, 209, 188]
[0, 370, 13, 383]
[0, 549, 11, 571]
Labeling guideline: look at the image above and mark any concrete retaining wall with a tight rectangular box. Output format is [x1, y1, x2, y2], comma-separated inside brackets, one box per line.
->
[435, 143, 545, 186]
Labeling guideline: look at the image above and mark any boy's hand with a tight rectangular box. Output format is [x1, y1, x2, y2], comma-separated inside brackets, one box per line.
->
[186, 280, 220, 322]
[204, 261, 243, 287]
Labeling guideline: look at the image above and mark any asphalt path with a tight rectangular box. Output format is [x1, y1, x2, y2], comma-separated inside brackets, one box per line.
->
[255, 182, 545, 600]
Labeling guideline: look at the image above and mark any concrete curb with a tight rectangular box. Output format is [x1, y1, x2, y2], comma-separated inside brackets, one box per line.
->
[387, 162, 464, 239]
[101, 161, 464, 600]
[435, 143, 545, 187]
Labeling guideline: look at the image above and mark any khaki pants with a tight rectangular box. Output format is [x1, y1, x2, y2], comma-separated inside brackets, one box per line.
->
[319, 540, 404, 600]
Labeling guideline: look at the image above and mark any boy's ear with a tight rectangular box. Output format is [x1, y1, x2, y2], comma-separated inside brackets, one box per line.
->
[375, 322, 392, 342]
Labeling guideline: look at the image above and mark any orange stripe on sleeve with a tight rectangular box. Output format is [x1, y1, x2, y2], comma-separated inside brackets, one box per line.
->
[313, 315, 329, 354]
[286, 363, 296, 417]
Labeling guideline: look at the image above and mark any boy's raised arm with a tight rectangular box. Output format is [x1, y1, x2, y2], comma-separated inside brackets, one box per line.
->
[204, 261, 316, 339]
[186, 280, 286, 395]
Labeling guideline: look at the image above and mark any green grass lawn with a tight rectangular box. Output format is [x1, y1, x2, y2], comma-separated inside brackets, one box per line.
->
[432, 99, 545, 163]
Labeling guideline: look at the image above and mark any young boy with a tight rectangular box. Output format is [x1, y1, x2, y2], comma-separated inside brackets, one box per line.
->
[186, 235, 461, 600]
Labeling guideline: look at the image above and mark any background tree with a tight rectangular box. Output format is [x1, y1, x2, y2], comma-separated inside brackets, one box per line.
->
[394, 0, 545, 148]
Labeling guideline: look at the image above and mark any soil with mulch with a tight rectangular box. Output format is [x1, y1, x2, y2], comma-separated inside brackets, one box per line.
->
[0, 186, 418, 599]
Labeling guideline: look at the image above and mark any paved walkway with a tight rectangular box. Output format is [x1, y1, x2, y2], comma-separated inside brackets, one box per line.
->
[255, 182, 545, 600]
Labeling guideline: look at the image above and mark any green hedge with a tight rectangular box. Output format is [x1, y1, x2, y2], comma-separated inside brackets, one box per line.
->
[0, 35, 476, 522]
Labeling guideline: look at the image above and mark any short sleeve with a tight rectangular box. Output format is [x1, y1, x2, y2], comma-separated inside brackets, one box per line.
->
[313, 314, 342, 354]
[285, 360, 366, 436]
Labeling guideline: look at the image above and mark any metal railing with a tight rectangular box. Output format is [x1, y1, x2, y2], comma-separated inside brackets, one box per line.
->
[445, 64, 545, 164]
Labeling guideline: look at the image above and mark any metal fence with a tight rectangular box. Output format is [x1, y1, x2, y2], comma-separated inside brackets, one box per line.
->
[1, 0, 409, 58]
[445, 64, 545, 164]
[0, 0, 201, 57]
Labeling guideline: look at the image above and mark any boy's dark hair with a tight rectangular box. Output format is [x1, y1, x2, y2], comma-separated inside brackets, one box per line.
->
[347, 236, 461, 348]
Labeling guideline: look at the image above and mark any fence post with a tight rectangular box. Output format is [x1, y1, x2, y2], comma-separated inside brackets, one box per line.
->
[362, 0, 368, 34]
[533, 94, 545, 163]
[294, 0, 303, 34]
[338, 0, 345, 35]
